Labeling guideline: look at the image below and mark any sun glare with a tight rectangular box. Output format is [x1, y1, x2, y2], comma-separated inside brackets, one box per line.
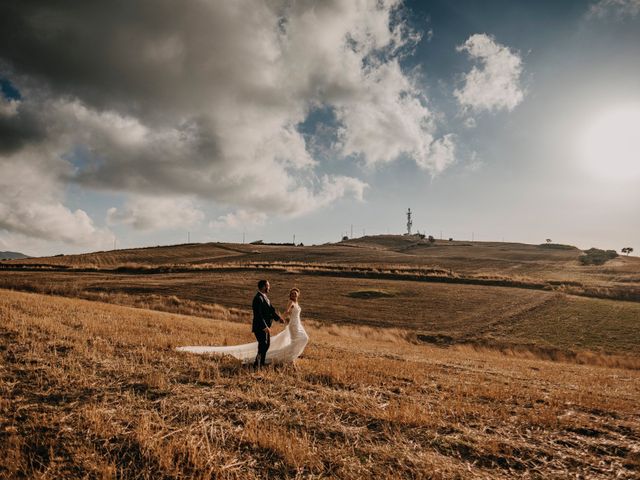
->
[579, 105, 640, 181]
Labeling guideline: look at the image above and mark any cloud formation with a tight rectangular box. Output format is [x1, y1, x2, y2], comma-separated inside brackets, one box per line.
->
[210, 174, 366, 230]
[337, 61, 454, 172]
[588, 0, 640, 19]
[0, 147, 112, 247]
[210, 210, 268, 231]
[0, 0, 453, 246]
[454, 34, 525, 113]
[107, 196, 204, 231]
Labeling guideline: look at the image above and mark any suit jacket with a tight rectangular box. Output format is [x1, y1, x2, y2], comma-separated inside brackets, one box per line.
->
[252, 291, 281, 333]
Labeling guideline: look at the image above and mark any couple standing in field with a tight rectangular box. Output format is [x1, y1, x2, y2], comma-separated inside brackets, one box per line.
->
[177, 279, 309, 368]
[251, 279, 309, 368]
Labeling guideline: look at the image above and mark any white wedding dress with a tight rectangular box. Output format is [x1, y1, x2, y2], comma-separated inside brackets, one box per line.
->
[176, 303, 308, 364]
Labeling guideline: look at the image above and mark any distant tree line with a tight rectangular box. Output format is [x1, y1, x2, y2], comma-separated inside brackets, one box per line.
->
[250, 240, 303, 246]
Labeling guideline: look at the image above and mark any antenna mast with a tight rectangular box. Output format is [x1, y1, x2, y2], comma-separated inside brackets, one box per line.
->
[406, 208, 413, 235]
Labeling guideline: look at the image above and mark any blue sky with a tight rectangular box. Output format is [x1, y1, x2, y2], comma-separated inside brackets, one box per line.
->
[0, 0, 639, 255]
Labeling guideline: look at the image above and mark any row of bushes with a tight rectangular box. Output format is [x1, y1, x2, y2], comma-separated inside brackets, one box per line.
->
[579, 248, 619, 266]
[538, 243, 577, 250]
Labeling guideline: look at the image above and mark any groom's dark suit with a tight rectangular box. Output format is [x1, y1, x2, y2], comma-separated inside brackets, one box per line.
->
[252, 291, 282, 368]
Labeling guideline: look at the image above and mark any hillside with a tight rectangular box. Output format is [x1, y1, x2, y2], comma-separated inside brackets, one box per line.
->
[4, 236, 639, 287]
[1, 290, 638, 479]
[1, 236, 639, 362]
[1, 268, 639, 360]
[0, 250, 29, 260]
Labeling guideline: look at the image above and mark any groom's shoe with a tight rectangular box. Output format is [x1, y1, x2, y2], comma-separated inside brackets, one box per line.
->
[253, 359, 265, 370]
[252, 363, 264, 373]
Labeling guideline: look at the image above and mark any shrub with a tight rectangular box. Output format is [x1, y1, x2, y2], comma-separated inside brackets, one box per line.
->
[539, 243, 576, 250]
[579, 248, 618, 266]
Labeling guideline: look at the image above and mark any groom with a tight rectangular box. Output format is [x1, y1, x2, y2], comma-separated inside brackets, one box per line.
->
[252, 279, 284, 368]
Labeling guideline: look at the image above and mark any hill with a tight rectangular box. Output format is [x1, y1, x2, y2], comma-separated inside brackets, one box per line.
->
[0, 250, 28, 260]
[4, 236, 638, 281]
[3, 236, 639, 302]
[1, 290, 638, 479]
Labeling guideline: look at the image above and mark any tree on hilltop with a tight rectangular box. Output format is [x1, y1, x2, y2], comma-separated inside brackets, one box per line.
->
[621, 247, 634, 256]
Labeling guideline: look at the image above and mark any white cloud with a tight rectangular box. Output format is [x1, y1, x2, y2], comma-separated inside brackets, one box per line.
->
[423, 134, 456, 173]
[0, 149, 112, 247]
[300, 175, 368, 212]
[0, 0, 456, 248]
[454, 34, 525, 113]
[107, 196, 204, 231]
[210, 210, 268, 230]
[210, 174, 367, 229]
[336, 60, 454, 173]
[588, 0, 640, 19]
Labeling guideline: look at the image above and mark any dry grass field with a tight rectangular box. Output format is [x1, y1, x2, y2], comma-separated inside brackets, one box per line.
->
[1, 268, 639, 362]
[5, 237, 639, 302]
[1, 290, 639, 479]
[1, 237, 639, 478]
[7, 236, 640, 285]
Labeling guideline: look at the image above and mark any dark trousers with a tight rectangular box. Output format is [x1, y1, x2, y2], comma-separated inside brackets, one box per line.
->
[253, 329, 270, 368]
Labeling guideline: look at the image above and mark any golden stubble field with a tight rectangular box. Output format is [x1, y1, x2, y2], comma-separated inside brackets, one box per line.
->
[1, 238, 640, 478]
[2, 267, 640, 363]
[1, 290, 639, 479]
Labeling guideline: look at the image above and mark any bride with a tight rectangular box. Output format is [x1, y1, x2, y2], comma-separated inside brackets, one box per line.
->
[176, 288, 309, 365]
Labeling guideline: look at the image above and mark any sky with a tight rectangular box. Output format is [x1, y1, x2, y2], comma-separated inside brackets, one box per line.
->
[0, 0, 639, 256]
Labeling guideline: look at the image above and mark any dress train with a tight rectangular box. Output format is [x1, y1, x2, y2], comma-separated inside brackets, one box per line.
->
[176, 304, 308, 364]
